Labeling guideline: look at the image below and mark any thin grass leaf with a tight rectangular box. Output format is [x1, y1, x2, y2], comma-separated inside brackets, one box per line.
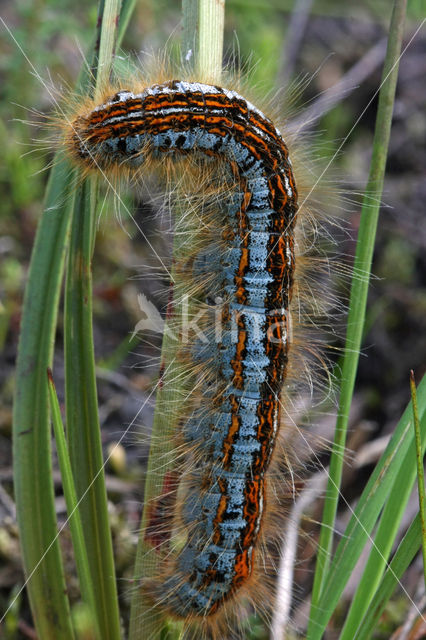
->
[308, 0, 408, 628]
[47, 368, 99, 639]
[411, 371, 426, 590]
[354, 514, 423, 639]
[65, 183, 121, 640]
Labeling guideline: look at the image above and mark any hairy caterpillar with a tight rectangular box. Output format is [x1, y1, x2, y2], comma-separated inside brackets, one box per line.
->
[65, 75, 329, 637]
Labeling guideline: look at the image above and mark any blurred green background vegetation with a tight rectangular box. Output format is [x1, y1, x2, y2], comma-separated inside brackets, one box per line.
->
[0, 0, 425, 637]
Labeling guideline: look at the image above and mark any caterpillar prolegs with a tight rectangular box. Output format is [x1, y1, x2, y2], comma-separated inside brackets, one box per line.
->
[68, 79, 302, 626]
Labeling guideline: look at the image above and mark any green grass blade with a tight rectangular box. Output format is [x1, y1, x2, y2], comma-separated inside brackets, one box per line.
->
[128, 1, 225, 638]
[340, 377, 426, 638]
[47, 368, 99, 638]
[12, 155, 76, 640]
[411, 371, 426, 589]
[354, 514, 423, 639]
[306, 373, 426, 638]
[308, 0, 408, 627]
[64, 180, 121, 640]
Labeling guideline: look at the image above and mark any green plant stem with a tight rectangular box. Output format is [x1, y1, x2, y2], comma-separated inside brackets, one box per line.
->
[411, 370, 426, 590]
[197, 0, 225, 81]
[308, 0, 408, 629]
[128, 1, 225, 638]
[95, 0, 122, 97]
